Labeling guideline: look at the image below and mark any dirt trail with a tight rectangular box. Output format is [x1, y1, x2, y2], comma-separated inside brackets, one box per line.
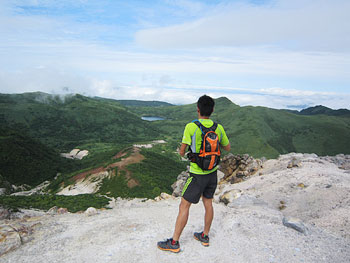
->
[109, 147, 144, 188]
[72, 147, 145, 189]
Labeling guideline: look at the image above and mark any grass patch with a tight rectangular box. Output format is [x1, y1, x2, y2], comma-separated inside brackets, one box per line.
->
[0, 194, 110, 213]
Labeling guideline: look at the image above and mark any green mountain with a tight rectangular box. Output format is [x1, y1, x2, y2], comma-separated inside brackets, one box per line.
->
[298, 105, 350, 116]
[0, 92, 185, 194]
[117, 100, 173, 107]
[0, 92, 161, 150]
[93, 97, 174, 107]
[1, 92, 349, 197]
[129, 97, 350, 158]
[0, 126, 71, 186]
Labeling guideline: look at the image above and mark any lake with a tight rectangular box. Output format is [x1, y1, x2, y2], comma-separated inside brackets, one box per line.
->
[141, 116, 165, 121]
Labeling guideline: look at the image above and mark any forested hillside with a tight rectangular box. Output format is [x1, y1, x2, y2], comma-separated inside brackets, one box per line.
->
[0, 127, 72, 186]
[1, 92, 349, 195]
[127, 97, 350, 158]
[0, 92, 161, 150]
[0, 92, 186, 195]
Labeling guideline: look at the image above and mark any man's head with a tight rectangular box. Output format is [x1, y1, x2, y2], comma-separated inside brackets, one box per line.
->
[197, 95, 215, 117]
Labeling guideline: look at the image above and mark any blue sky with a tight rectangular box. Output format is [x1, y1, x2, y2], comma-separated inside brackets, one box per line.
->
[0, 0, 349, 109]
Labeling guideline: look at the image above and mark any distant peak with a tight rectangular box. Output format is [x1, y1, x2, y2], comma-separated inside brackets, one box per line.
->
[214, 96, 239, 108]
[299, 105, 350, 116]
[215, 96, 231, 102]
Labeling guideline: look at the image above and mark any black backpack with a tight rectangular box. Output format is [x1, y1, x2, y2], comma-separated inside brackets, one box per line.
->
[188, 120, 221, 170]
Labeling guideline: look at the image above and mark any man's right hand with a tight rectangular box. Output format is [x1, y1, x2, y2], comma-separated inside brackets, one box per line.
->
[179, 143, 188, 157]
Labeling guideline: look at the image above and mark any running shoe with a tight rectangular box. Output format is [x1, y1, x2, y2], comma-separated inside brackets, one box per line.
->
[157, 238, 180, 253]
[194, 231, 209, 246]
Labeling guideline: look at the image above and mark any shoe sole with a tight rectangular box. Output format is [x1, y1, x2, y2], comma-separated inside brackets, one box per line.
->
[194, 235, 209, 247]
[157, 245, 181, 253]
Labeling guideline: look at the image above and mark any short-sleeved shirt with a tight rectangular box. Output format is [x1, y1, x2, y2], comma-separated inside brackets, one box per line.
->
[182, 118, 229, 175]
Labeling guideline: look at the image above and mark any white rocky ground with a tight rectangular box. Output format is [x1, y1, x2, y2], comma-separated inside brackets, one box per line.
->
[61, 149, 89, 160]
[57, 171, 109, 196]
[1, 153, 350, 262]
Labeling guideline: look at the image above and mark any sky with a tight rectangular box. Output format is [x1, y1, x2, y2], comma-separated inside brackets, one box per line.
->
[0, 0, 349, 109]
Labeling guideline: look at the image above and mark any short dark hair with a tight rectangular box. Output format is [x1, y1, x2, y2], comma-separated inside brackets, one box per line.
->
[197, 95, 215, 117]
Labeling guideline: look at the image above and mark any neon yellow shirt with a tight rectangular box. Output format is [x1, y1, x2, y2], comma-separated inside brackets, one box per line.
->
[182, 119, 229, 175]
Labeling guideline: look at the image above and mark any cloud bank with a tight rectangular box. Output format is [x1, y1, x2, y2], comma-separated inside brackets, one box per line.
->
[135, 0, 350, 51]
[0, 0, 349, 110]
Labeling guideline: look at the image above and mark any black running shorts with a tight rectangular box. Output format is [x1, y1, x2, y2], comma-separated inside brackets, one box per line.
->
[181, 171, 217, 204]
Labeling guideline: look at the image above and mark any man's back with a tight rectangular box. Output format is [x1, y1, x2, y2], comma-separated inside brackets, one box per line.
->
[182, 118, 230, 175]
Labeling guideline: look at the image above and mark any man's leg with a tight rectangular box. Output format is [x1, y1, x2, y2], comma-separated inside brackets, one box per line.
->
[172, 197, 192, 241]
[202, 196, 214, 235]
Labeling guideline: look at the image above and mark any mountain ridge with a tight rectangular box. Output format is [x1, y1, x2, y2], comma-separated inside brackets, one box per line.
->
[1, 92, 350, 193]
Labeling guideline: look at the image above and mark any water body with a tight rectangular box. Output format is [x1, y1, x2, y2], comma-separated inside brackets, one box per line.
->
[141, 116, 165, 121]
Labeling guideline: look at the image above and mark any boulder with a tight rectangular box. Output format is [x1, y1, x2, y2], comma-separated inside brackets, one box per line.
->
[287, 158, 302, 168]
[282, 217, 308, 234]
[320, 155, 350, 169]
[171, 169, 189, 197]
[160, 192, 173, 200]
[85, 207, 98, 216]
[0, 225, 21, 256]
[154, 196, 161, 202]
[0, 207, 10, 220]
[0, 188, 7, 195]
[11, 222, 36, 243]
[57, 208, 68, 214]
[155, 192, 175, 201]
[217, 170, 225, 182]
[236, 171, 248, 178]
[219, 189, 242, 205]
[219, 154, 262, 184]
[47, 206, 58, 215]
[0, 175, 14, 195]
[229, 177, 243, 184]
[0, 219, 43, 256]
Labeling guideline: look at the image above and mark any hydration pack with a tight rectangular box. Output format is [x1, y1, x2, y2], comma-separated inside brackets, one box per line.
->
[189, 120, 221, 170]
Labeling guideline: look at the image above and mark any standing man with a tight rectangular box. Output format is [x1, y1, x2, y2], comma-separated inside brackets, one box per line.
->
[157, 95, 230, 253]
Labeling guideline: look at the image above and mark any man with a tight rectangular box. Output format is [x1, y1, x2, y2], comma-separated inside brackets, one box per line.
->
[157, 95, 230, 253]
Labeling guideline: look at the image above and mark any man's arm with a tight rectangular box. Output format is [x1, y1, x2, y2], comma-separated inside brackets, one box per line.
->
[179, 143, 188, 157]
[221, 142, 231, 152]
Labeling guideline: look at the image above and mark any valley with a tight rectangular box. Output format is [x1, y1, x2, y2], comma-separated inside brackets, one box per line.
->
[0, 92, 350, 208]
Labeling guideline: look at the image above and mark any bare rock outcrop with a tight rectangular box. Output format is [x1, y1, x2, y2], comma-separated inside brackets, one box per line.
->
[321, 154, 350, 170]
[219, 154, 263, 184]
[170, 153, 350, 241]
[0, 207, 11, 220]
[154, 192, 175, 201]
[171, 154, 262, 197]
[0, 220, 42, 256]
[0, 175, 14, 195]
[282, 217, 308, 234]
[171, 167, 190, 197]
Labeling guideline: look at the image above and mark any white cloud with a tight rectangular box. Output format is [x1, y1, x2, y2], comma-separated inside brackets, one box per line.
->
[1, 66, 348, 110]
[0, 67, 90, 94]
[0, 0, 349, 110]
[135, 0, 350, 51]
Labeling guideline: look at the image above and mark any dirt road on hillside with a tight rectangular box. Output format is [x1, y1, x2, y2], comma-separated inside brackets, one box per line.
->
[109, 147, 144, 187]
[63, 147, 145, 194]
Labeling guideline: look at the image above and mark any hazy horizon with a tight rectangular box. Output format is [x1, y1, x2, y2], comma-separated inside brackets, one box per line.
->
[3, 90, 350, 111]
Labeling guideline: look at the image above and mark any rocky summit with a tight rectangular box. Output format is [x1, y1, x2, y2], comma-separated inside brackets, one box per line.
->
[1, 153, 350, 263]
